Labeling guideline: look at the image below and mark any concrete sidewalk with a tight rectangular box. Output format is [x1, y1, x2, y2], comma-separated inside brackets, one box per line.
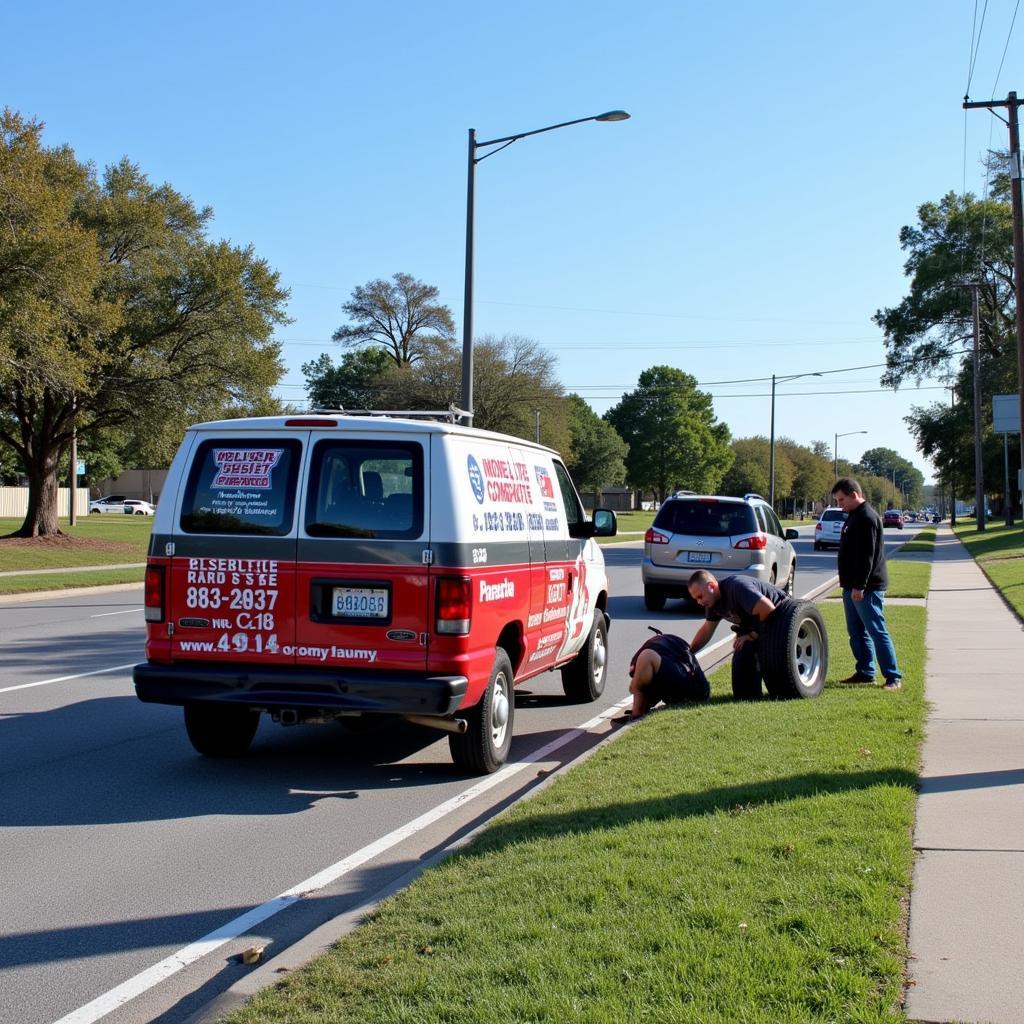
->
[905, 524, 1024, 1024]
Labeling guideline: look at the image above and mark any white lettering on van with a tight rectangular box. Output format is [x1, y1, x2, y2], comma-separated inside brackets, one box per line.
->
[479, 578, 515, 603]
[548, 568, 565, 581]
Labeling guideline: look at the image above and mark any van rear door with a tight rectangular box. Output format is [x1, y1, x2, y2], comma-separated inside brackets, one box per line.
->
[166, 435, 302, 664]
[293, 432, 429, 673]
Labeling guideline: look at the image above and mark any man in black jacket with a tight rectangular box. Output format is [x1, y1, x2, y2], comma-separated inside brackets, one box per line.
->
[832, 477, 902, 689]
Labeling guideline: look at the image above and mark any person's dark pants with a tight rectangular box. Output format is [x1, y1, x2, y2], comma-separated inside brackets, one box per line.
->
[732, 640, 763, 699]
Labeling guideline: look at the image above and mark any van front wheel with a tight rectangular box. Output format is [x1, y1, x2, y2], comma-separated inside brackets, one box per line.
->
[561, 610, 608, 702]
[184, 703, 259, 757]
[450, 649, 515, 774]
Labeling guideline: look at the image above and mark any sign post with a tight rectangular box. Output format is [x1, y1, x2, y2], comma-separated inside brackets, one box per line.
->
[993, 395, 1021, 526]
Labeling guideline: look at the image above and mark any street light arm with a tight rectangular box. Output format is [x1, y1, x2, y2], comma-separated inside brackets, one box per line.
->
[475, 110, 629, 151]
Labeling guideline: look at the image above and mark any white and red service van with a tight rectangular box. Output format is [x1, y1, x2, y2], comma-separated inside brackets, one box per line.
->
[133, 413, 617, 773]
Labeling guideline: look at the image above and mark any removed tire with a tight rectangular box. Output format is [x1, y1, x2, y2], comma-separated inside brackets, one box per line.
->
[561, 610, 608, 702]
[184, 703, 260, 756]
[450, 648, 514, 774]
[758, 600, 828, 699]
[644, 585, 666, 612]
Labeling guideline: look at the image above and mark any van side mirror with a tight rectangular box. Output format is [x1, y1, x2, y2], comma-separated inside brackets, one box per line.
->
[593, 508, 617, 537]
[785, 528, 799, 540]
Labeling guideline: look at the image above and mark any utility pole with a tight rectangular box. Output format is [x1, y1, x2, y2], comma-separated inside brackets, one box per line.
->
[964, 91, 1024, 517]
[971, 284, 985, 530]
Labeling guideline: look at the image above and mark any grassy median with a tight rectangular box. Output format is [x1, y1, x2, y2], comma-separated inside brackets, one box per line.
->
[222, 602, 924, 1024]
[0, 515, 151, 570]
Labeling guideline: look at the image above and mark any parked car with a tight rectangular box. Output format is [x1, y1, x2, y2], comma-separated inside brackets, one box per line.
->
[813, 507, 847, 550]
[133, 412, 617, 774]
[123, 499, 156, 516]
[883, 509, 904, 529]
[88, 494, 128, 514]
[642, 494, 799, 610]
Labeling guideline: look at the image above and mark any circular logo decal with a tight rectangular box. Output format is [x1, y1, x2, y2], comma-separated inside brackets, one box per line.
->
[467, 454, 485, 504]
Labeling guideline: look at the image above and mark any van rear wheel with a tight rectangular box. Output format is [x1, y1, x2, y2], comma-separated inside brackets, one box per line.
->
[184, 703, 260, 757]
[450, 649, 514, 774]
[561, 610, 608, 702]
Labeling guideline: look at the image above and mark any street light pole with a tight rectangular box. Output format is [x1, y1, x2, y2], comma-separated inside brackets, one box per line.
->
[833, 429, 868, 481]
[769, 371, 821, 509]
[461, 110, 629, 423]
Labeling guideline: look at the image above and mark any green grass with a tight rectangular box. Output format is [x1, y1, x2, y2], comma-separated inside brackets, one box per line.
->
[828, 561, 931, 600]
[223, 603, 924, 1024]
[0, 516, 151, 570]
[599, 510, 655, 544]
[898, 527, 936, 554]
[953, 519, 1024, 621]
[0, 567, 145, 595]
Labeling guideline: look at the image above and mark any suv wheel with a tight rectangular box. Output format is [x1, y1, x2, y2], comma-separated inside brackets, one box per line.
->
[184, 703, 260, 757]
[784, 563, 796, 596]
[758, 601, 828, 699]
[643, 585, 666, 612]
[450, 649, 514, 774]
[561, 610, 608, 702]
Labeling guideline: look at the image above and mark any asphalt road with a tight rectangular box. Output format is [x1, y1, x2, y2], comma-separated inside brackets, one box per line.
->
[0, 524, 919, 1024]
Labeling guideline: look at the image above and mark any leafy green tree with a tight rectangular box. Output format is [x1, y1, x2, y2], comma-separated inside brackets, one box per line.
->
[856, 446, 925, 507]
[0, 110, 289, 537]
[302, 348, 394, 410]
[332, 272, 454, 367]
[719, 436, 793, 499]
[605, 366, 733, 500]
[778, 438, 833, 511]
[564, 394, 628, 493]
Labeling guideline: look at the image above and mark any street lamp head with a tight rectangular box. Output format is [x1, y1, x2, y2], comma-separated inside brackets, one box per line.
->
[596, 110, 631, 121]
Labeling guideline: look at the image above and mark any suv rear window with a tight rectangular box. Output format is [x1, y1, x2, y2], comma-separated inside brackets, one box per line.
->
[305, 440, 423, 539]
[821, 509, 847, 522]
[653, 500, 757, 537]
[180, 439, 302, 535]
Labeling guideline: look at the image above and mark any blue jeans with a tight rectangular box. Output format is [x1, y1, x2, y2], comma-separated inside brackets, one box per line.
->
[841, 589, 901, 682]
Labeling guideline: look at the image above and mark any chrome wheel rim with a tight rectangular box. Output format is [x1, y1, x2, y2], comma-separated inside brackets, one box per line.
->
[592, 625, 607, 686]
[794, 617, 825, 689]
[490, 671, 511, 748]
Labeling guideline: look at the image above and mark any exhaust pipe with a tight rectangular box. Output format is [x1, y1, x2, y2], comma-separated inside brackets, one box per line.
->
[279, 709, 299, 726]
[402, 714, 468, 735]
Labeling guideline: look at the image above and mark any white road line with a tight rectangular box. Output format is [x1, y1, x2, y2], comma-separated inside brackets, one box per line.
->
[90, 609, 141, 619]
[46, 613, 815, 1024]
[0, 664, 136, 695]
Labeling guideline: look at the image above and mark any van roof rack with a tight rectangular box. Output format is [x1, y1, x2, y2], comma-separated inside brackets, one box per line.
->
[310, 406, 471, 424]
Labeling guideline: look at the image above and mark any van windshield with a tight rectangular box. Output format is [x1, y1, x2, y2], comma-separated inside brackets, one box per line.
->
[305, 441, 423, 539]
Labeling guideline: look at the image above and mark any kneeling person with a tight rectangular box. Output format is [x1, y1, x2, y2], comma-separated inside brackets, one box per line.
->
[687, 569, 792, 699]
[625, 631, 710, 720]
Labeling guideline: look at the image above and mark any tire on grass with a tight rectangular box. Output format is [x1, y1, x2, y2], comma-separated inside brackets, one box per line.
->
[184, 703, 260, 757]
[561, 610, 608, 702]
[450, 649, 514, 774]
[757, 600, 828, 699]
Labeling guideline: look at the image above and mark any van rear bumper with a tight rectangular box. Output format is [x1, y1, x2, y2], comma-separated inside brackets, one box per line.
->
[133, 662, 468, 716]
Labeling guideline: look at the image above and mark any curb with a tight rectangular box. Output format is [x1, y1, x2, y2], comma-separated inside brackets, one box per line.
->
[0, 581, 144, 605]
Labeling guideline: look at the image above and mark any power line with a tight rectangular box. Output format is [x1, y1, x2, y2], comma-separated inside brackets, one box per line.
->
[991, 0, 1021, 92]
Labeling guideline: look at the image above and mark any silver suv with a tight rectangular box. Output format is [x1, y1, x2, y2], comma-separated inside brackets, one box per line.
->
[642, 494, 799, 611]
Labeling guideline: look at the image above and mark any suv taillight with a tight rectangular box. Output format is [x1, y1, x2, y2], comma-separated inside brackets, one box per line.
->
[645, 528, 669, 544]
[144, 565, 165, 623]
[814, 523, 822, 532]
[734, 533, 768, 550]
[436, 576, 471, 635]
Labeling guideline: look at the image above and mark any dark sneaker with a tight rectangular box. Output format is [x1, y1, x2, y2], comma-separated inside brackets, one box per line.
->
[883, 679, 902, 691]
[840, 672, 874, 684]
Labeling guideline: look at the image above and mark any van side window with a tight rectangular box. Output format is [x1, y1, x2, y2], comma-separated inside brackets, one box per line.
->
[305, 441, 423, 539]
[552, 461, 583, 526]
[180, 439, 301, 535]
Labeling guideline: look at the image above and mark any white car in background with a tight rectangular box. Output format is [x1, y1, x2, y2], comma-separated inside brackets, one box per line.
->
[813, 507, 847, 550]
[123, 499, 156, 516]
[88, 495, 129, 514]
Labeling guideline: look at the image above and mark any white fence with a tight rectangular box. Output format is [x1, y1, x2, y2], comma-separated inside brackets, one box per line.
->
[0, 487, 90, 518]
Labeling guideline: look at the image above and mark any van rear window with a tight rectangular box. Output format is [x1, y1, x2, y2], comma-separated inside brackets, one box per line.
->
[654, 500, 757, 537]
[305, 440, 423, 539]
[180, 439, 301, 535]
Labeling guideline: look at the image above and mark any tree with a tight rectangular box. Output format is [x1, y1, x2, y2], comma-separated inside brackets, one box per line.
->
[0, 111, 289, 537]
[719, 436, 793, 499]
[780, 439, 833, 511]
[564, 394, 628, 493]
[856, 446, 925, 507]
[332, 272, 455, 367]
[605, 366, 733, 500]
[302, 347, 394, 410]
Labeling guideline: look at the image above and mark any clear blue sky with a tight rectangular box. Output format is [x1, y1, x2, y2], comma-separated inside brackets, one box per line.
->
[5, 1, 1022, 484]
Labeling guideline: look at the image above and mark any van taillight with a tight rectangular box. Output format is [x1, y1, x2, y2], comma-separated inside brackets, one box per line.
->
[144, 565, 165, 623]
[645, 528, 669, 544]
[436, 576, 471, 635]
[734, 533, 768, 550]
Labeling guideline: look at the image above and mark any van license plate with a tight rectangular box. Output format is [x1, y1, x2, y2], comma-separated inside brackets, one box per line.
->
[332, 587, 389, 618]
[687, 552, 712, 563]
